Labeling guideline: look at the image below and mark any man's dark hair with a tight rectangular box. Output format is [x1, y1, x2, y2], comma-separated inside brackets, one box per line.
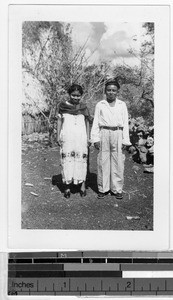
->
[105, 78, 120, 92]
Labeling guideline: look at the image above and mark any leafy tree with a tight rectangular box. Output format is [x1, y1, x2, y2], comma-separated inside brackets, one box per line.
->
[112, 22, 154, 125]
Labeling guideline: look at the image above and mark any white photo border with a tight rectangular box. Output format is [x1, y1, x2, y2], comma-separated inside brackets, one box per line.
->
[8, 4, 170, 250]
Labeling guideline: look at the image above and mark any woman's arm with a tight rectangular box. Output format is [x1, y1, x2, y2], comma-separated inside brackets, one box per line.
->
[85, 118, 90, 145]
[90, 104, 100, 143]
[90, 104, 101, 150]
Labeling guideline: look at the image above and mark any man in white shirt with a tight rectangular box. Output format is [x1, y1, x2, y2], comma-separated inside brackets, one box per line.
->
[90, 78, 131, 199]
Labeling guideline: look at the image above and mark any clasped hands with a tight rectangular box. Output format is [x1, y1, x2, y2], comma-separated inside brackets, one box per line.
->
[94, 142, 126, 151]
[57, 138, 91, 147]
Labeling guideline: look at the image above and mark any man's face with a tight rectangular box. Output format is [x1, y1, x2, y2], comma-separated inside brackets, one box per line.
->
[105, 84, 118, 102]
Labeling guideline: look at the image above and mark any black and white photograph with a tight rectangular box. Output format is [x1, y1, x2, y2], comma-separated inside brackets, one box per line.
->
[8, 4, 170, 250]
[21, 21, 154, 231]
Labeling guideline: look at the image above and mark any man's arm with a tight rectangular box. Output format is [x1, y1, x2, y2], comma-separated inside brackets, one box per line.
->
[122, 103, 131, 146]
[57, 116, 62, 146]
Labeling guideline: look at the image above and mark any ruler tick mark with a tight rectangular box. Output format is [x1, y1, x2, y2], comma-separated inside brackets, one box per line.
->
[165, 280, 167, 291]
[101, 280, 103, 291]
[133, 278, 135, 291]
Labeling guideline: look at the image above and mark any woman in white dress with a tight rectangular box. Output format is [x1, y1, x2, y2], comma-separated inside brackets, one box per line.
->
[57, 84, 90, 198]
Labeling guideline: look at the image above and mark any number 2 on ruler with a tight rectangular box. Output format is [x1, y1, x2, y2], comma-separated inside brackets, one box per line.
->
[126, 282, 131, 289]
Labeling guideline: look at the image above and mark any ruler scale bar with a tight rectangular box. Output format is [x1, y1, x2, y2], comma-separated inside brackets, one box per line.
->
[34, 258, 81, 263]
[8, 264, 64, 271]
[8, 263, 173, 271]
[8, 252, 173, 296]
[9, 258, 173, 264]
[8, 252, 173, 258]
[108, 258, 132, 263]
[123, 271, 173, 278]
[8, 278, 173, 293]
[121, 264, 173, 270]
[8, 271, 123, 278]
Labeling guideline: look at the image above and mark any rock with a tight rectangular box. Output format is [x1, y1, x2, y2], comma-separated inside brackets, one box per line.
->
[128, 146, 136, 154]
[30, 192, 38, 197]
[25, 183, 34, 187]
[143, 164, 153, 168]
[126, 216, 140, 220]
[144, 167, 154, 173]
[132, 165, 140, 172]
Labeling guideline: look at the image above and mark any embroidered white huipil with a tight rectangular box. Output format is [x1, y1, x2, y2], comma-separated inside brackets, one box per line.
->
[91, 99, 131, 193]
[60, 113, 88, 185]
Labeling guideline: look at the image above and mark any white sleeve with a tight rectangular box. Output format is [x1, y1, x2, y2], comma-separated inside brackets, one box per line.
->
[90, 104, 100, 143]
[122, 103, 131, 146]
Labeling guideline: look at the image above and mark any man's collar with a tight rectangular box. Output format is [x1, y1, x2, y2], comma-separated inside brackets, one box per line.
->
[101, 98, 121, 105]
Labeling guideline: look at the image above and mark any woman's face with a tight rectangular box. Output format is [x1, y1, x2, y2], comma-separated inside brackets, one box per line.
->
[70, 90, 82, 105]
[105, 84, 118, 102]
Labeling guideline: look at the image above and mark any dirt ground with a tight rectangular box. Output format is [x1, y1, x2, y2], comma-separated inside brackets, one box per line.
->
[22, 141, 153, 230]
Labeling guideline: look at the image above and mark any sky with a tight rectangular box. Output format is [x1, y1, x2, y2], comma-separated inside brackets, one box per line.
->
[71, 22, 146, 68]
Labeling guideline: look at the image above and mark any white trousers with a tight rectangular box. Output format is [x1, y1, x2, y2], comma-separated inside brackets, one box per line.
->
[97, 129, 125, 193]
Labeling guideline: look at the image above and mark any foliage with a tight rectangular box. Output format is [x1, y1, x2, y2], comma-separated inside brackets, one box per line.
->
[22, 21, 112, 119]
[22, 21, 154, 130]
[112, 22, 154, 124]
